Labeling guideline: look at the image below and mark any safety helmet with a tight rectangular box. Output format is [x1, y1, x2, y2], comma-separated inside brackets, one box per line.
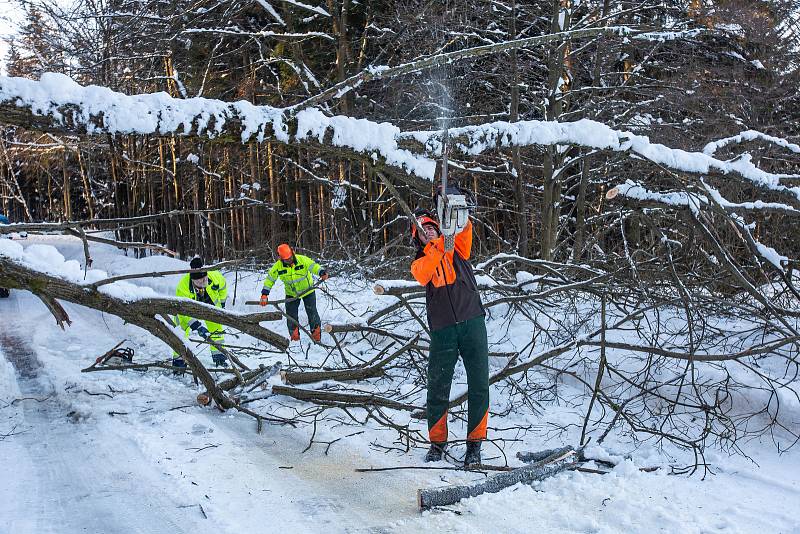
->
[277, 243, 294, 261]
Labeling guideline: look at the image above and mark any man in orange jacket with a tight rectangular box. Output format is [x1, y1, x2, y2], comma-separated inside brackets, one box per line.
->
[410, 203, 488, 466]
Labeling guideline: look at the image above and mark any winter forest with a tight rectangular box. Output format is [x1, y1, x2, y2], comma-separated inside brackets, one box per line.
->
[1, 0, 800, 532]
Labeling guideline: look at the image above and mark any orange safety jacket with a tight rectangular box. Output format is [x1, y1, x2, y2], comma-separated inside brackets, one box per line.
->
[410, 220, 484, 331]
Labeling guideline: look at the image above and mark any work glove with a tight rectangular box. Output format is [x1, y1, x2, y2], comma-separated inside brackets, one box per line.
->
[197, 326, 211, 339]
[320, 270, 329, 281]
[260, 294, 269, 307]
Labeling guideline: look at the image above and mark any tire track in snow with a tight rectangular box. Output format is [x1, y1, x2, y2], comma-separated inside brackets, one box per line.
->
[0, 291, 214, 534]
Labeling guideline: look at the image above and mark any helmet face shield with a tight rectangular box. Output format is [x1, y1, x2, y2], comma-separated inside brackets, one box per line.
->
[414, 216, 438, 232]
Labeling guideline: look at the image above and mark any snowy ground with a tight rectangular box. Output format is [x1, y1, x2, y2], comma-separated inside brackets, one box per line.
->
[1, 235, 800, 534]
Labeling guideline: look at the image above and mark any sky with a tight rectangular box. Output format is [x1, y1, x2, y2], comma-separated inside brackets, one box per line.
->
[0, 0, 24, 74]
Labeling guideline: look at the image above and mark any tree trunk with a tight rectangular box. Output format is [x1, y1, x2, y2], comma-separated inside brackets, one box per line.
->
[540, 0, 572, 261]
[61, 145, 71, 221]
[509, 0, 528, 257]
[418, 447, 578, 510]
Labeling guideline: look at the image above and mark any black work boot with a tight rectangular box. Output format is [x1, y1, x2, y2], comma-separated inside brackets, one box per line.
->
[172, 357, 187, 376]
[464, 441, 482, 466]
[424, 442, 447, 462]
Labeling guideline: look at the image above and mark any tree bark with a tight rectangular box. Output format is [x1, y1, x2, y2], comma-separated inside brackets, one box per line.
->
[0, 257, 290, 407]
[417, 447, 578, 510]
[509, 0, 528, 257]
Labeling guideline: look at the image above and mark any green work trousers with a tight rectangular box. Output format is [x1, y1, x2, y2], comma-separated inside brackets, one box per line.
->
[427, 314, 489, 443]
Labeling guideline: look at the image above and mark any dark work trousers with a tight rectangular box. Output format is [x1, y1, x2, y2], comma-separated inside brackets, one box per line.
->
[427, 314, 489, 443]
[285, 291, 321, 333]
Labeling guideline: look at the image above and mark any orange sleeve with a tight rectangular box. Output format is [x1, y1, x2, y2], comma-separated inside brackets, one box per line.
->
[454, 219, 473, 260]
[411, 239, 445, 286]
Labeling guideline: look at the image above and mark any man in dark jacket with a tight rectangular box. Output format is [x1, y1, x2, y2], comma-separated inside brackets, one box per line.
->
[410, 206, 489, 466]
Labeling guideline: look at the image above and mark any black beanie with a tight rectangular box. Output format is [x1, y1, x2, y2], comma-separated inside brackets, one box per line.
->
[189, 257, 206, 279]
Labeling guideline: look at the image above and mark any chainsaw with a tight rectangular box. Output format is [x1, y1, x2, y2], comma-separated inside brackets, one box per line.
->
[437, 129, 470, 251]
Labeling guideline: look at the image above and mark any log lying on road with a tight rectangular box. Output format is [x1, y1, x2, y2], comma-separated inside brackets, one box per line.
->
[198, 362, 283, 406]
[516, 445, 579, 464]
[417, 446, 578, 511]
[271, 385, 420, 411]
[281, 336, 416, 385]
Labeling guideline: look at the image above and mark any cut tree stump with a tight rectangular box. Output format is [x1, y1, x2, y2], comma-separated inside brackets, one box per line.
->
[417, 446, 577, 511]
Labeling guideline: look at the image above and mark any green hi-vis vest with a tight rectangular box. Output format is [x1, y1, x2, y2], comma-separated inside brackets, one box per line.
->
[263, 254, 322, 298]
[174, 270, 228, 331]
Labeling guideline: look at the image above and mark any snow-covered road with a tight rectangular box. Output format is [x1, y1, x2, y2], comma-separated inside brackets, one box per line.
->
[2, 236, 800, 533]
[0, 289, 433, 533]
[0, 292, 216, 534]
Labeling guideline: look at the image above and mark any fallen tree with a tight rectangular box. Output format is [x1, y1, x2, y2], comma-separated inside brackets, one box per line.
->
[0, 254, 285, 409]
[417, 446, 579, 510]
[1, 71, 793, 192]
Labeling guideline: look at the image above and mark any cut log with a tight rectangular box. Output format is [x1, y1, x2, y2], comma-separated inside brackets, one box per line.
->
[270, 385, 420, 411]
[417, 446, 577, 511]
[280, 365, 384, 385]
[372, 284, 424, 297]
[516, 445, 578, 464]
[281, 336, 415, 385]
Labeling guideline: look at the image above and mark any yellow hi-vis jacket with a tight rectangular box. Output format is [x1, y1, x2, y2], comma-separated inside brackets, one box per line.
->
[262, 254, 323, 298]
[174, 270, 228, 341]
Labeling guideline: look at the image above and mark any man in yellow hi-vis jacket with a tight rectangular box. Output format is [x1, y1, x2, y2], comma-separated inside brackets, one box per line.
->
[174, 257, 228, 369]
[260, 244, 328, 342]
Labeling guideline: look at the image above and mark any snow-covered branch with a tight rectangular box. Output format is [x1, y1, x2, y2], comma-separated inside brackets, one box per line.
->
[0, 73, 435, 179]
[181, 28, 335, 41]
[1, 73, 796, 193]
[703, 130, 800, 156]
[410, 120, 800, 199]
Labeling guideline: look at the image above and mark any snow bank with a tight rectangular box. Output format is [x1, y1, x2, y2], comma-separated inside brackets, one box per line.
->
[0, 239, 159, 301]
